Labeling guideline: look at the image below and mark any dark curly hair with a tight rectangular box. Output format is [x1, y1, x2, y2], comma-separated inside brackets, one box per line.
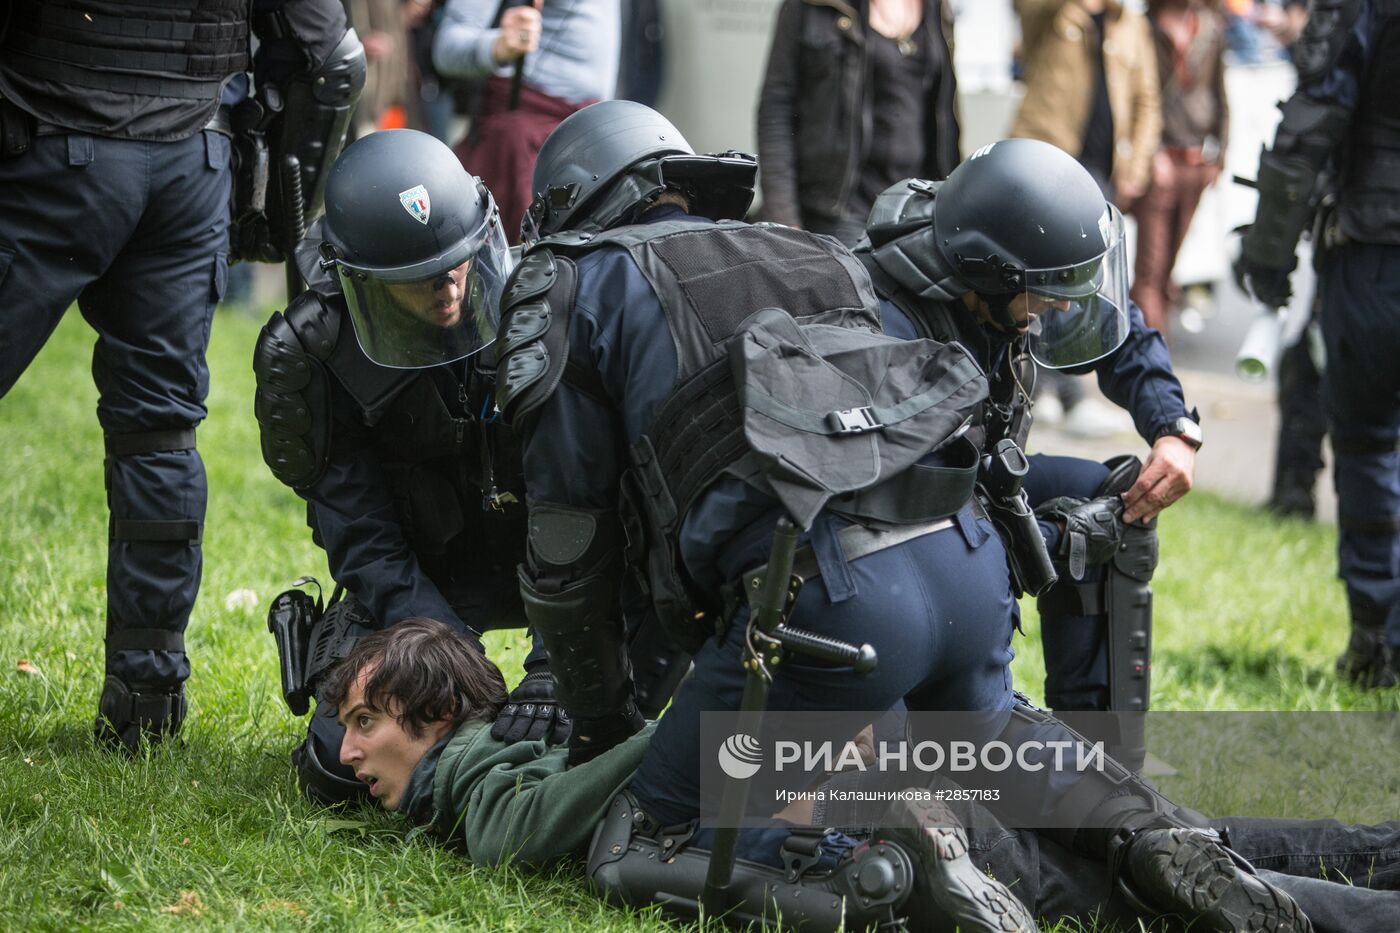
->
[319, 617, 508, 738]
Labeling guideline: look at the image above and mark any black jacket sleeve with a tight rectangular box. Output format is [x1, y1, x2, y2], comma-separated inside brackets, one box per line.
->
[755, 0, 807, 228]
[302, 392, 468, 634]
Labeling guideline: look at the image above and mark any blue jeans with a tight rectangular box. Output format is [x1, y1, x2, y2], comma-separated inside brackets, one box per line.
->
[965, 813, 1400, 933]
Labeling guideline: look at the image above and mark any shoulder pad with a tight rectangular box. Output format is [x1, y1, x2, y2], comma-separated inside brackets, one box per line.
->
[282, 286, 342, 361]
[254, 293, 335, 489]
[1291, 0, 1363, 83]
[495, 248, 578, 425]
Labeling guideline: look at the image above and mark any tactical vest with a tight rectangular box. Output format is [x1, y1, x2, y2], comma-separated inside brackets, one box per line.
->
[255, 291, 527, 569]
[0, 0, 249, 135]
[497, 220, 986, 648]
[1340, 0, 1400, 243]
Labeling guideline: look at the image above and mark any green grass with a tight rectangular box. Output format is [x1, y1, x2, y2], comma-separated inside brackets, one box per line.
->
[1, 309, 1394, 930]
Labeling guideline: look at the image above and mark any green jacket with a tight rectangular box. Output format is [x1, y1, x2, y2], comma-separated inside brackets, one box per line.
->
[430, 720, 655, 866]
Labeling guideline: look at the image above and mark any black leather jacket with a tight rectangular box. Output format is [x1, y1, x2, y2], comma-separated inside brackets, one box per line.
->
[756, 0, 961, 227]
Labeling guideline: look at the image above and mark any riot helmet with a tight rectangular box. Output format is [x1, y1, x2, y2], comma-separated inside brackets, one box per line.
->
[864, 139, 1130, 369]
[522, 100, 757, 242]
[319, 129, 513, 369]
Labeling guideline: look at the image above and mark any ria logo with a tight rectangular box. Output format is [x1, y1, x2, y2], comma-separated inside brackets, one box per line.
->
[717, 733, 763, 780]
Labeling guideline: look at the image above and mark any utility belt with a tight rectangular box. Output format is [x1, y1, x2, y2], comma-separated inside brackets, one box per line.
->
[34, 103, 233, 138]
[722, 503, 983, 620]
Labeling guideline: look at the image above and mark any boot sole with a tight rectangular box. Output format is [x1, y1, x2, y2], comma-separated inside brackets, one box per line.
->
[883, 796, 1039, 933]
[1135, 829, 1312, 933]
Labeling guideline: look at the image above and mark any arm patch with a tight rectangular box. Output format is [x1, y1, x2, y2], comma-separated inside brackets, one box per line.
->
[253, 292, 338, 489]
[495, 247, 579, 425]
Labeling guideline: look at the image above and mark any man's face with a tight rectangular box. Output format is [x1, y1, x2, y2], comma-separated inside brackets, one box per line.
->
[338, 669, 452, 810]
[383, 260, 473, 329]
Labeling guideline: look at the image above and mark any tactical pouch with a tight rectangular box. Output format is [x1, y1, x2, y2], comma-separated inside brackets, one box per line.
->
[0, 95, 33, 159]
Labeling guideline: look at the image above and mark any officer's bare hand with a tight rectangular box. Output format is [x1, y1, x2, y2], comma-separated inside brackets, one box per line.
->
[1122, 436, 1195, 523]
[493, 3, 542, 64]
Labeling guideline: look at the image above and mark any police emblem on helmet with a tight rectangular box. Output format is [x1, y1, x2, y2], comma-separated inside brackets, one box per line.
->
[398, 184, 431, 224]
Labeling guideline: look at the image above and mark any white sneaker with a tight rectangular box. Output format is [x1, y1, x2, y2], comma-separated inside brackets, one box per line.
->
[1033, 393, 1064, 426]
[1062, 398, 1134, 439]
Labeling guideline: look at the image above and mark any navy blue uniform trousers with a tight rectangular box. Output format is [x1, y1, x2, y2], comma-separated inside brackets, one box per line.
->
[0, 129, 231, 687]
[629, 504, 1020, 862]
[1322, 242, 1400, 651]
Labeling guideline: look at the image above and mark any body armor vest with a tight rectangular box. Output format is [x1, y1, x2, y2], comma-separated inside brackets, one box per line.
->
[1339, 1, 1400, 243]
[0, 0, 249, 136]
[504, 219, 883, 525]
[255, 292, 527, 604]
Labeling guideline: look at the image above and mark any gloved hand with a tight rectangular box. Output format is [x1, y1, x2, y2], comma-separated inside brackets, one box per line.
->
[566, 702, 646, 767]
[490, 669, 572, 745]
[1035, 495, 1124, 580]
[1232, 244, 1295, 310]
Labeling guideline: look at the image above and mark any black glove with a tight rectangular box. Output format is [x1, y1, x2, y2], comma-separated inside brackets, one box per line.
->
[1232, 245, 1295, 310]
[490, 670, 572, 745]
[566, 703, 646, 767]
[1036, 495, 1124, 580]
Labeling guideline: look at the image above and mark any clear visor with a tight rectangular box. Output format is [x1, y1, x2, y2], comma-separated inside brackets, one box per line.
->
[340, 218, 513, 369]
[1022, 207, 1130, 369]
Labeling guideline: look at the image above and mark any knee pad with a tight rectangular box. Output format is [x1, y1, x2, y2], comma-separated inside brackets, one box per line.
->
[588, 793, 914, 931]
[1000, 701, 1208, 858]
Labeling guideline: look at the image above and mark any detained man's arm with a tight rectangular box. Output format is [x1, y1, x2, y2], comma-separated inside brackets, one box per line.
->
[459, 725, 655, 866]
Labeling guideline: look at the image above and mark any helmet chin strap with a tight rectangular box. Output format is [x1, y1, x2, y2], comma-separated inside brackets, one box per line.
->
[984, 291, 1023, 333]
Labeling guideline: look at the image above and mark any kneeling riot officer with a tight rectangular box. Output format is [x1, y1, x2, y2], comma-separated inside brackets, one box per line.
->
[857, 140, 1204, 766]
[0, 0, 364, 752]
[255, 130, 688, 803]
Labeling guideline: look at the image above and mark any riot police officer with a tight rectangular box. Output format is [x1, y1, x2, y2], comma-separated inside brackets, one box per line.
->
[0, 0, 364, 752]
[256, 129, 688, 803]
[857, 139, 1204, 765]
[1234, 0, 1400, 689]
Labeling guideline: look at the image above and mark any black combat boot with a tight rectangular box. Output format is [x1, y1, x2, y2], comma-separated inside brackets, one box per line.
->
[1266, 468, 1317, 520]
[881, 795, 1041, 932]
[94, 675, 187, 753]
[1335, 597, 1399, 688]
[1119, 828, 1312, 933]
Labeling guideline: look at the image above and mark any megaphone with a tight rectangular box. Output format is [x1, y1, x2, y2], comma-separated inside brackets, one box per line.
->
[1235, 309, 1284, 382]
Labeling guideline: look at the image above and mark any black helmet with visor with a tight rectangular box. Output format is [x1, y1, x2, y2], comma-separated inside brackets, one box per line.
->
[864, 139, 1130, 369]
[319, 129, 513, 369]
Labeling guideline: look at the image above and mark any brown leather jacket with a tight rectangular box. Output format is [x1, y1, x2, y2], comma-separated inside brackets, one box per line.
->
[1011, 0, 1161, 197]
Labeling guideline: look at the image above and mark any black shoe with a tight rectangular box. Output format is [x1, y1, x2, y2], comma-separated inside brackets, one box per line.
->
[1122, 828, 1312, 932]
[94, 675, 186, 753]
[881, 796, 1040, 933]
[1336, 603, 1400, 689]
[1265, 473, 1316, 515]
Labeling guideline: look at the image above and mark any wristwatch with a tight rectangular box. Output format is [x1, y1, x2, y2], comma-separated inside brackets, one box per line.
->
[1154, 416, 1203, 451]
